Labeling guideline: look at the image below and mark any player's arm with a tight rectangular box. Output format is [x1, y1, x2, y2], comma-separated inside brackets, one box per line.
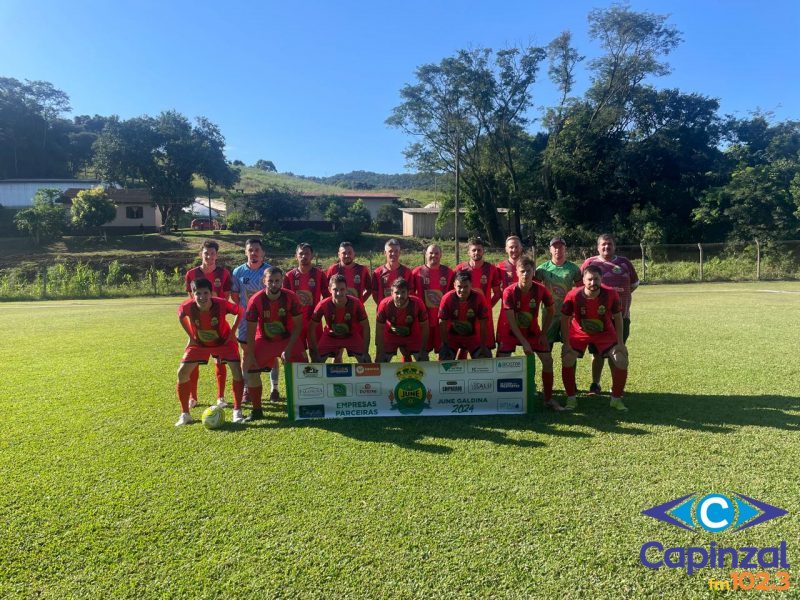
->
[282, 314, 303, 361]
[490, 279, 503, 307]
[417, 319, 429, 361]
[361, 270, 372, 305]
[613, 311, 626, 352]
[308, 315, 322, 362]
[360, 317, 371, 362]
[227, 304, 245, 343]
[540, 304, 555, 347]
[241, 319, 257, 372]
[560, 314, 574, 355]
[506, 307, 532, 354]
[371, 271, 380, 305]
[179, 315, 198, 346]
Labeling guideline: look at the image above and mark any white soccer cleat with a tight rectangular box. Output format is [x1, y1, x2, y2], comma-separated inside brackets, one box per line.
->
[232, 409, 245, 423]
[188, 398, 198, 409]
[216, 398, 228, 408]
[175, 412, 194, 426]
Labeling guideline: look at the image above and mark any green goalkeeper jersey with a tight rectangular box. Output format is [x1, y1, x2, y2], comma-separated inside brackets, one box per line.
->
[536, 260, 581, 338]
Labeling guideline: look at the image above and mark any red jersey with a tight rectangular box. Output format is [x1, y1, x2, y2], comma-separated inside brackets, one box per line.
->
[496, 259, 519, 289]
[372, 263, 414, 304]
[184, 266, 232, 298]
[580, 256, 639, 319]
[245, 289, 303, 341]
[455, 261, 502, 306]
[326, 262, 372, 304]
[561, 285, 622, 337]
[502, 282, 553, 337]
[376, 295, 428, 337]
[438, 289, 489, 337]
[178, 297, 241, 347]
[412, 264, 454, 311]
[311, 295, 368, 339]
[284, 267, 329, 318]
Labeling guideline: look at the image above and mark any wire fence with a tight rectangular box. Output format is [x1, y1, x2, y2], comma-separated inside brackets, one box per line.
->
[0, 240, 798, 301]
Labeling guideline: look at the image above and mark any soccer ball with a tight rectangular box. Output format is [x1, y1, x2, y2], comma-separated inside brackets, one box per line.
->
[201, 405, 225, 430]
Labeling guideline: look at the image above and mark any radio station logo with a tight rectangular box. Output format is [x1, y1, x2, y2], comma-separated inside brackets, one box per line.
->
[326, 364, 353, 378]
[389, 365, 431, 415]
[497, 378, 523, 393]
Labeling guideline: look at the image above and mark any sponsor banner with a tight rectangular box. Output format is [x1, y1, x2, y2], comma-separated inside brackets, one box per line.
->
[287, 357, 535, 420]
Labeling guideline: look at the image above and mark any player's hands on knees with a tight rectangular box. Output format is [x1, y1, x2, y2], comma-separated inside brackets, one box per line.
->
[376, 352, 390, 363]
[359, 353, 372, 363]
[414, 351, 429, 362]
[438, 345, 455, 361]
[614, 343, 628, 356]
[474, 345, 492, 359]
[521, 341, 534, 355]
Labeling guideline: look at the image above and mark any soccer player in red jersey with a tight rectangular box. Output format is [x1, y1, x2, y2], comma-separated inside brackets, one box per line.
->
[455, 237, 502, 350]
[437, 271, 492, 359]
[496, 257, 565, 411]
[308, 275, 371, 363]
[375, 278, 429, 362]
[496, 235, 524, 289]
[580, 234, 639, 395]
[241, 266, 305, 422]
[560, 264, 629, 411]
[183, 240, 234, 409]
[412, 244, 454, 353]
[326, 241, 372, 304]
[175, 279, 244, 426]
[283, 242, 328, 397]
[372, 238, 414, 305]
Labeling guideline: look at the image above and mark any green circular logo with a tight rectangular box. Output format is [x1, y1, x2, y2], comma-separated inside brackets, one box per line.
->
[393, 379, 427, 414]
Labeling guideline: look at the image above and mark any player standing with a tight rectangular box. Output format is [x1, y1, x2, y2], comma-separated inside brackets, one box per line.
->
[580, 234, 639, 395]
[437, 271, 492, 360]
[560, 265, 629, 411]
[496, 257, 565, 411]
[372, 238, 414, 305]
[375, 278, 429, 362]
[308, 275, 371, 363]
[497, 235, 524, 289]
[183, 240, 233, 408]
[535, 237, 582, 349]
[412, 244, 454, 355]
[240, 266, 305, 422]
[455, 237, 502, 351]
[326, 241, 372, 304]
[175, 279, 244, 426]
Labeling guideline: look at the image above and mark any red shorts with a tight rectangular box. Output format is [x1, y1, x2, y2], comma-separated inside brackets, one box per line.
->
[383, 331, 423, 354]
[250, 336, 307, 371]
[182, 340, 240, 364]
[317, 332, 365, 358]
[568, 331, 618, 358]
[425, 308, 441, 352]
[497, 329, 548, 353]
[444, 334, 483, 356]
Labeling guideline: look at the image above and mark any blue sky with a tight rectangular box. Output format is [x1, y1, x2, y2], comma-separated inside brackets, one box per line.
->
[2, 0, 798, 176]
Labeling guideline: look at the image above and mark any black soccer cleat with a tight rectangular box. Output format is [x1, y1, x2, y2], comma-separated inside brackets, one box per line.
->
[244, 408, 264, 421]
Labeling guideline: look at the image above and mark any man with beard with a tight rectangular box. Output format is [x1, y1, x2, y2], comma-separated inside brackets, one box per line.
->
[308, 275, 371, 363]
[412, 244, 454, 355]
[437, 271, 492, 360]
[375, 278, 429, 363]
[372, 238, 414, 305]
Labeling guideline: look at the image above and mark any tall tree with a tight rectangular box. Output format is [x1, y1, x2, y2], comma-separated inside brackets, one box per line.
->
[194, 116, 240, 220]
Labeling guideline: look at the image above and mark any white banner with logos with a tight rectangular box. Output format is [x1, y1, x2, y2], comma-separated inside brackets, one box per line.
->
[286, 357, 535, 420]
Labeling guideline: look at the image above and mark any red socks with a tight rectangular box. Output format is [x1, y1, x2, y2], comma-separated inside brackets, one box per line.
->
[189, 366, 199, 401]
[250, 386, 263, 410]
[232, 379, 244, 410]
[541, 371, 554, 402]
[215, 362, 227, 398]
[611, 367, 628, 398]
[561, 366, 577, 397]
[177, 381, 191, 413]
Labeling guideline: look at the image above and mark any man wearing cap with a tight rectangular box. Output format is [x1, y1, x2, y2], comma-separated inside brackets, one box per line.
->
[535, 236, 582, 350]
[580, 234, 639, 395]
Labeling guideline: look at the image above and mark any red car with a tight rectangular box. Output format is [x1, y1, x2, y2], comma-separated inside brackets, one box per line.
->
[191, 218, 220, 230]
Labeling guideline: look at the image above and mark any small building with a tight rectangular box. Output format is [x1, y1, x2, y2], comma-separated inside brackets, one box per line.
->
[301, 192, 400, 221]
[63, 188, 163, 233]
[0, 179, 103, 208]
[400, 205, 510, 240]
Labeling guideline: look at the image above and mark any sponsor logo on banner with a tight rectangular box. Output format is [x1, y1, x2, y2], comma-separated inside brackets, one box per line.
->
[356, 383, 381, 396]
[299, 404, 325, 418]
[439, 380, 465, 394]
[439, 361, 464, 374]
[496, 358, 523, 372]
[639, 492, 789, 582]
[328, 383, 353, 398]
[355, 364, 381, 377]
[497, 399, 522, 412]
[301, 365, 321, 378]
[389, 365, 432, 414]
[469, 379, 494, 393]
[468, 362, 494, 374]
[326, 364, 352, 378]
[298, 385, 323, 398]
[497, 378, 523, 393]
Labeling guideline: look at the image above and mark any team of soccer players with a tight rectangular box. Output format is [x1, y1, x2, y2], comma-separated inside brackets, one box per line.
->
[175, 234, 637, 425]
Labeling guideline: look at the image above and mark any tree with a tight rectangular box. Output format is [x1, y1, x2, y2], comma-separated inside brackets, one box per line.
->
[342, 199, 373, 238]
[375, 202, 402, 233]
[254, 159, 277, 172]
[232, 186, 308, 232]
[14, 188, 66, 244]
[311, 195, 350, 231]
[70, 187, 117, 233]
[194, 116, 240, 221]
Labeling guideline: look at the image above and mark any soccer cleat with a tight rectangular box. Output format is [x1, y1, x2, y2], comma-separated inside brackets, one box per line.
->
[610, 397, 628, 411]
[188, 398, 198, 409]
[244, 408, 264, 422]
[232, 409, 245, 423]
[269, 389, 281, 402]
[565, 396, 578, 410]
[544, 399, 568, 412]
[216, 398, 228, 408]
[175, 412, 194, 426]
[588, 383, 602, 396]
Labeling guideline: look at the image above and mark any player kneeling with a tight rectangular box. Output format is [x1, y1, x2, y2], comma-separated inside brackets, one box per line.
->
[496, 257, 565, 411]
[241, 266, 306, 422]
[437, 271, 492, 360]
[308, 274, 371, 363]
[175, 279, 244, 426]
[560, 264, 629, 411]
[375, 277, 429, 362]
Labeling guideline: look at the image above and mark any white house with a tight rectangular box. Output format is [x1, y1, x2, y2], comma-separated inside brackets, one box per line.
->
[0, 179, 103, 207]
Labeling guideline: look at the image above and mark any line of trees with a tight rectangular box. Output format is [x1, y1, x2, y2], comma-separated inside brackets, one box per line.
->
[387, 5, 800, 246]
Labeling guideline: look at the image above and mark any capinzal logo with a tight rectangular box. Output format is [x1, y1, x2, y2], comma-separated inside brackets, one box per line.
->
[642, 492, 787, 533]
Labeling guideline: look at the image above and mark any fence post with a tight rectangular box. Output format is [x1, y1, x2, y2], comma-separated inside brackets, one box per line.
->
[755, 238, 761, 281]
[698, 243, 704, 282]
[151, 259, 157, 296]
[640, 242, 646, 283]
[40, 267, 47, 299]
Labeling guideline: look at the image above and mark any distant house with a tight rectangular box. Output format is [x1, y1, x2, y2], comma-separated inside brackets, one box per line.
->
[0, 179, 103, 208]
[62, 188, 163, 233]
[400, 205, 510, 240]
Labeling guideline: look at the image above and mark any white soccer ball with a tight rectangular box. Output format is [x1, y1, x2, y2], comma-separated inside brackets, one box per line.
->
[201, 405, 226, 430]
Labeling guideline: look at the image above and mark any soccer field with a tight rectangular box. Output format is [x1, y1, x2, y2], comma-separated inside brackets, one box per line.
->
[1, 282, 799, 598]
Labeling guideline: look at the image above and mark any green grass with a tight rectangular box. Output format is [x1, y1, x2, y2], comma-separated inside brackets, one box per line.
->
[1, 282, 799, 598]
